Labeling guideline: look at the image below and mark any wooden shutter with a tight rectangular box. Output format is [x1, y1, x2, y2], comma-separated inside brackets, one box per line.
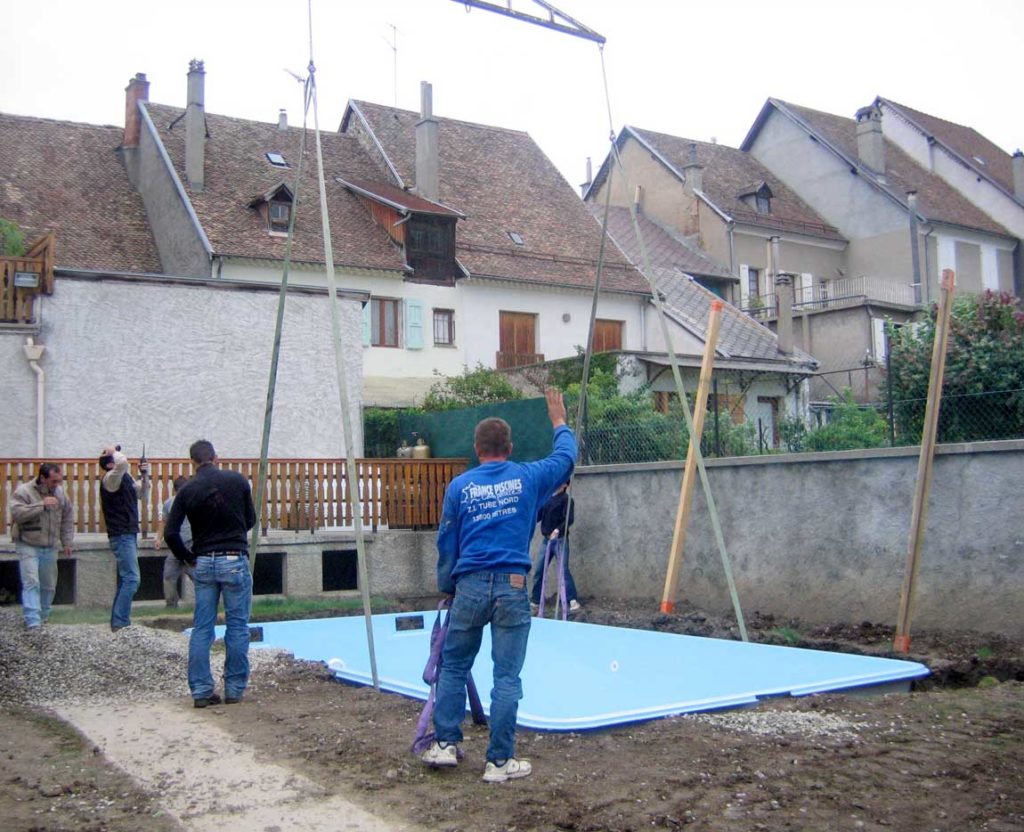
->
[405, 298, 424, 349]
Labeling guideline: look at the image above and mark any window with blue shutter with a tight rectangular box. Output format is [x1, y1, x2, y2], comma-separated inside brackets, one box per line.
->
[405, 298, 424, 349]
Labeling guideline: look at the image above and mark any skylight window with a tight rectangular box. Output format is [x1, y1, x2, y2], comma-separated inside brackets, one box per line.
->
[266, 152, 288, 168]
[972, 155, 987, 167]
[508, 231, 525, 246]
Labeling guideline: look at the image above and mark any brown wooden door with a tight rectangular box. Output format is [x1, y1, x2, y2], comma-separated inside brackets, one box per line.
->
[498, 311, 538, 368]
[593, 319, 624, 352]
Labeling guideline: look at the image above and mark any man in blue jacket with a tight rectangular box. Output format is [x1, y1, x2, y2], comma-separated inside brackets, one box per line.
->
[422, 388, 576, 783]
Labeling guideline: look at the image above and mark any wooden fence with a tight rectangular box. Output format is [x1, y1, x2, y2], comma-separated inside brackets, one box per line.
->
[1, 457, 468, 537]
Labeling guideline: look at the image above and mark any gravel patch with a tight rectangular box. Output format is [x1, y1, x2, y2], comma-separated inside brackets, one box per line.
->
[0, 607, 293, 707]
[688, 709, 872, 740]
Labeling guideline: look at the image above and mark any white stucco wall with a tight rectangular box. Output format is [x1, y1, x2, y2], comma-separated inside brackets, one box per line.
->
[460, 281, 647, 370]
[0, 276, 364, 459]
[221, 260, 651, 406]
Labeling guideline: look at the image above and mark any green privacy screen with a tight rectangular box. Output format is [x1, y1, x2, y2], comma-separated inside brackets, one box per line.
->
[398, 397, 556, 468]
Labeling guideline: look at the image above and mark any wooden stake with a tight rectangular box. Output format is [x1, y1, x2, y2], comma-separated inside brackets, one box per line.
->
[894, 269, 956, 653]
[661, 300, 724, 614]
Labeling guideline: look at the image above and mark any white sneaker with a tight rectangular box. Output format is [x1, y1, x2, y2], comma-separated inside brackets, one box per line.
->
[569, 600, 581, 612]
[421, 741, 458, 768]
[483, 757, 532, 783]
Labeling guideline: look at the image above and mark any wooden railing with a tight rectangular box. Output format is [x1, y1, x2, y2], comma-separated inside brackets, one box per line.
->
[0, 457, 469, 538]
[496, 351, 545, 369]
[1, 233, 55, 324]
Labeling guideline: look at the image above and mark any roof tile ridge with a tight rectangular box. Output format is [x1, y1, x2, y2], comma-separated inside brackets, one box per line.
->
[354, 99, 529, 136]
[0, 111, 121, 131]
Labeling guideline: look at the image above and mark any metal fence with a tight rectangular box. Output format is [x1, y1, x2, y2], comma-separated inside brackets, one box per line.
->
[573, 388, 1024, 464]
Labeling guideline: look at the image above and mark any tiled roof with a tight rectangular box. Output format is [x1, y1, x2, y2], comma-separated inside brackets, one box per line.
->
[773, 100, 1013, 237]
[629, 127, 845, 242]
[591, 205, 733, 280]
[144, 103, 406, 271]
[0, 113, 162, 272]
[339, 177, 464, 217]
[347, 101, 649, 294]
[879, 98, 1019, 198]
[599, 205, 815, 366]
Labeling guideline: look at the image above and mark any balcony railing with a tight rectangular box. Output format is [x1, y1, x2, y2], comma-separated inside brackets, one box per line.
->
[1, 233, 55, 324]
[496, 351, 545, 369]
[741, 275, 919, 320]
[1, 456, 469, 536]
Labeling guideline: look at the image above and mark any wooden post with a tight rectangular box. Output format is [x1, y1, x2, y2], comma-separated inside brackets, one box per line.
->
[660, 300, 724, 614]
[894, 269, 956, 653]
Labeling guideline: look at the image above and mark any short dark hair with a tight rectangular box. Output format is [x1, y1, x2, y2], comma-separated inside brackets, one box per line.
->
[189, 440, 217, 465]
[98, 453, 115, 470]
[38, 462, 61, 481]
[474, 417, 512, 458]
[172, 475, 189, 491]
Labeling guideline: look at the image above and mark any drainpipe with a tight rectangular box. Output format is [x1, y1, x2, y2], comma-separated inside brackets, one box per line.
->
[907, 191, 922, 305]
[24, 337, 46, 456]
[727, 220, 737, 303]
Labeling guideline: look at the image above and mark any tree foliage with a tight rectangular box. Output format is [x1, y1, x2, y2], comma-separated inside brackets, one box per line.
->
[802, 390, 889, 451]
[422, 364, 524, 412]
[0, 218, 25, 256]
[885, 291, 1024, 442]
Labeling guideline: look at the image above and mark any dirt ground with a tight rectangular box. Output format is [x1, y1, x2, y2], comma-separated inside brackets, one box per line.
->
[3, 599, 1023, 831]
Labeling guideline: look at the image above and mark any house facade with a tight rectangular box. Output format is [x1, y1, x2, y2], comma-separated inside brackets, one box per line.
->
[0, 89, 366, 459]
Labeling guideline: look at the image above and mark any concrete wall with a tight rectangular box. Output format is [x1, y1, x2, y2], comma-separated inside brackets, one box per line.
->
[6, 441, 1019, 637]
[569, 440, 1024, 636]
[0, 274, 364, 458]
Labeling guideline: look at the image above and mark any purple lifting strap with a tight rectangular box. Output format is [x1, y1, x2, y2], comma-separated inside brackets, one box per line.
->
[411, 599, 487, 755]
[537, 538, 568, 621]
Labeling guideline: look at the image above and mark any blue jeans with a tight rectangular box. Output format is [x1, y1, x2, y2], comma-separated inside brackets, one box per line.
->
[109, 534, 140, 629]
[189, 555, 253, 700]
[530, 538, 577, 604]
[434, 571, 531, 763]
[163, 554, 193, 606]
[16, 543, 57, 628]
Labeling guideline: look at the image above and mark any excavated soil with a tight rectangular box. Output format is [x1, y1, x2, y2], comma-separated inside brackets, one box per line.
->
[3, 599, 1023, 831]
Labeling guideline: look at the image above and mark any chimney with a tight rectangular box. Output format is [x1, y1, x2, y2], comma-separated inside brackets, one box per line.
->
[415, 81, 440, 202]
[123, 73, 150, 149]
[278, 109, 288, 131]
[855, 105, 886, 177]
[770, 236, 793, 354]
[633, 185, 644, 213]
[580, 156, 592, 196]
[1014, 150, 1024, 200]
[185, 59, 206, 191]
[683, 142, 704, 192]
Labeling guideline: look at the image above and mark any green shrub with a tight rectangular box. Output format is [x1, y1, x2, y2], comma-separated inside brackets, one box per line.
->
[0, 218, 25, 256]
[804, 390, 889, 451]
[422, 364, 524, 412]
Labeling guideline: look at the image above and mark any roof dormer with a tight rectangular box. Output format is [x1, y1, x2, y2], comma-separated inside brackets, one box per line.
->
[738, 182, 773, 214]
[248, 183, 294, 236]
[338, 177, 465, 283]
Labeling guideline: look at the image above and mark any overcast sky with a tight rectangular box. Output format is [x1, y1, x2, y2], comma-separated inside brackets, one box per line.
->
[6, 0, 1023, 191]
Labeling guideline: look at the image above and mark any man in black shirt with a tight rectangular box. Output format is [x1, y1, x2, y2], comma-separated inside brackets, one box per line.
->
[165, 439, 256, 708]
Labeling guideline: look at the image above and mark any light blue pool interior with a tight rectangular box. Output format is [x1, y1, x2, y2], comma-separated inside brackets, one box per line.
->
[223, 612, 929, 730]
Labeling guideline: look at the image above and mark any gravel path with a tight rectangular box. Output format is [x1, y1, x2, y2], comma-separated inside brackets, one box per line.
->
[0, 607, 290, 707]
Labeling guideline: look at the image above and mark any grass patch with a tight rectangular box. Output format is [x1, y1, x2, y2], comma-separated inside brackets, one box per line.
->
[770, 626, 802, 646]
[47, 596, 394, 627]
[975, 646, 994, 660]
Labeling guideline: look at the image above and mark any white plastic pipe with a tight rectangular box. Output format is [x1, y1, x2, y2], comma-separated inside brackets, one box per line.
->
[23, 337, 46, 456]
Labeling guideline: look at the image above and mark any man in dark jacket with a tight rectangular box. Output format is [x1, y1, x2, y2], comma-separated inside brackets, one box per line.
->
[165, 439, 256, 708]
[99, 445, 149, 632]
[530, 479, 579, 613]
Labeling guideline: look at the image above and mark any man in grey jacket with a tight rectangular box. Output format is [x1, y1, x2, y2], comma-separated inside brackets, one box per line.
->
[10, 463, 74, 630]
